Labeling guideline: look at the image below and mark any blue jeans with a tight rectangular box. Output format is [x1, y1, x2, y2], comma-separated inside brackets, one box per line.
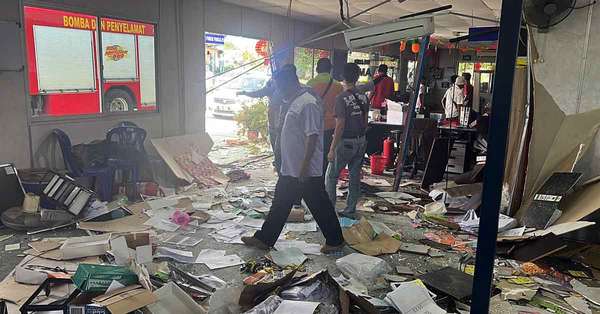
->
[325, 136, 367, 213]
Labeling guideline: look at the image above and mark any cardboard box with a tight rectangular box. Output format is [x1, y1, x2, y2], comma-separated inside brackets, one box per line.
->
[110, 233, 153, 265]
[73, 264, 138, 293]
[92, 285, 157, 314]
[60, 234, 110, 260]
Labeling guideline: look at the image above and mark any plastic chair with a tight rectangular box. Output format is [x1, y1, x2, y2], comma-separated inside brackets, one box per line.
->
[116, 121, 139, 128]
[52, 129, 114, 201]
[105, 126, 148, 196]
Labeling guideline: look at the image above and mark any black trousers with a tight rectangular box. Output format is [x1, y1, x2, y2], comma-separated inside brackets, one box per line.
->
[323, 129, 335, 178]
[254, 176, 344, 247]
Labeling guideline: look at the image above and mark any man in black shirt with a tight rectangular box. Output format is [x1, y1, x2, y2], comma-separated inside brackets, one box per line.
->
[325, 63, 369, 218]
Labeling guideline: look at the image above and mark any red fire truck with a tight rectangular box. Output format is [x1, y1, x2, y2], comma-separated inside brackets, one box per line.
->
[24, 6, 157, 116]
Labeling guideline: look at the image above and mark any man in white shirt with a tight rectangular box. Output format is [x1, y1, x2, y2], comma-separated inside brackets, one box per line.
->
[441, 75, 465, 119]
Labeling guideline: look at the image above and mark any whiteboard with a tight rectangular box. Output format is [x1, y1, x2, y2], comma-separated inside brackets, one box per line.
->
[138, 35, 156, 105]
[33, 25, 96, 92]
[102, 32, 137, 80]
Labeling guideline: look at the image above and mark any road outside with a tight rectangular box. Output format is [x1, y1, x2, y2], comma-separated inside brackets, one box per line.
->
[205, 109, 239, 142]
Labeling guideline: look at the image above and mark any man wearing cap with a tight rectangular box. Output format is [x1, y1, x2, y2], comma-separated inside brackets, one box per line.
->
[242, 64, 344, 254]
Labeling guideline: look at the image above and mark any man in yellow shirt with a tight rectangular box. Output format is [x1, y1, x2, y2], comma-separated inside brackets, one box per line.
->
[307, 58, 343, 178]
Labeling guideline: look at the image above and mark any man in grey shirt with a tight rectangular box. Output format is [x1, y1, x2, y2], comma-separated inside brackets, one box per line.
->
[242, 65, 344, 254]
[326, 63, 370, 218]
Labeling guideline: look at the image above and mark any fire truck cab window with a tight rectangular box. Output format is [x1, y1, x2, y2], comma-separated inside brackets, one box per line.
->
[24, 6, 157, 117]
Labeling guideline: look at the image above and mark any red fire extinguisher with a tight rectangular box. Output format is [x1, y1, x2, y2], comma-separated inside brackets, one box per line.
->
[383, 137, 395, 168]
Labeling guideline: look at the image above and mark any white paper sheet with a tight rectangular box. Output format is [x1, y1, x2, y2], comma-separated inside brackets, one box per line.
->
[194, 249, 244, 269]
[274, 300, 320, 314]
[285, 221, 317, 232]
[195, 249, 226, 263]
[155, 247, 195, 263]
[240, 216, 265, 229]
[274, 240, 322, 255]
[385, 280, 445, 314]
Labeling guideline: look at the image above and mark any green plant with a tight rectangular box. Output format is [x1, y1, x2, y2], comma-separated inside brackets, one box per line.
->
[234, 98, 269, 143]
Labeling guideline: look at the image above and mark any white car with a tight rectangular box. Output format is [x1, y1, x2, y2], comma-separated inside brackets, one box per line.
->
[209, 74, 269, 118]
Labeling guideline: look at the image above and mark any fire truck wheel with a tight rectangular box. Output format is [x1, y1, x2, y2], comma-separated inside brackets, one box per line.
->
[104, 89, 134, 112]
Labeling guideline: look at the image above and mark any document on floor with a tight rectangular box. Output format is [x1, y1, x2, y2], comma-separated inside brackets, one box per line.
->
[270, 248, 307, 267]
[159, 233, 203, 247]
[274, 240, 322, 255]
[195, 249, 244, 269]
[155, 247, 195, 263]
[240, 216, 265, 229]
[385, 280, 445, 314]
[274, 300, 320, 314]
[285, 221, 317, 232]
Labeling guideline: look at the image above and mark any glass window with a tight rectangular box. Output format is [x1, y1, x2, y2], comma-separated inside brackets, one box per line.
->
[204, 32, 272, 140]
[24, 6, 157, 117]
[294, 47, 331, 84]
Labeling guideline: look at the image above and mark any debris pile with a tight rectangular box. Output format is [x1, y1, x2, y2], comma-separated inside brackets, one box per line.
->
[1, 135, 600, 313]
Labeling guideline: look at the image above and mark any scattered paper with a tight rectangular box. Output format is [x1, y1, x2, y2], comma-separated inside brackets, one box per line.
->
[571, 279, 600, 306]
[105, 280, 126, 294]
[285, 221, 317, 232]
[78, 214, 151, 233]
[4, 243, 21, 252]
[424, 202, 447, 215]
[155, 247, 195, 263]
[240, 216, 265, 229]
[385, 280, 445, 314]
[274, 300, 320, 314]
[0, 234, 14, 243]
[376, 191, 418, 200]
[565, 296, 592, 314]
[362, 177, 392, 187]
[159, 234, 203, 247]
[499, 226, 526, 237]
[143, 214, 180, 232]
[270, 248, 307, 267]
[203, 255, 244, 270]
[274, 240, 322, 255]
[195, 249, 226, 263]
[195, 249, 244, 269]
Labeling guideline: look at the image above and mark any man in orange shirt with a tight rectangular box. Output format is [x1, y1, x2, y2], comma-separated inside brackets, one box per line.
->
[307, 58, 343, 177]
[370, 64, 395, 117]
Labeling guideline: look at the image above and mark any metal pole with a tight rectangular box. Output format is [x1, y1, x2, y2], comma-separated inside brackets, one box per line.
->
[471, 1, 523, 312]
[448, 11, 499, 23]
[393, 35, 430, 190]
[206, 61, 265, 94]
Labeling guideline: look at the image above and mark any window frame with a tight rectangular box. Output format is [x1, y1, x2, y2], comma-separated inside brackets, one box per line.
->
[22, 2, 160, 121]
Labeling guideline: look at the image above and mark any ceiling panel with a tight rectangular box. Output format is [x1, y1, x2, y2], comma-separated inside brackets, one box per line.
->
[219, 0, 502, 38]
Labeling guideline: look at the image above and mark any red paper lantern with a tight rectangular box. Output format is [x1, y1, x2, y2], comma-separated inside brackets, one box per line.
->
[255, 39, 270, 65]
[474, 62, 482, 71]
[400, 41, 406, 52]
[411, 41, 420, 54]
